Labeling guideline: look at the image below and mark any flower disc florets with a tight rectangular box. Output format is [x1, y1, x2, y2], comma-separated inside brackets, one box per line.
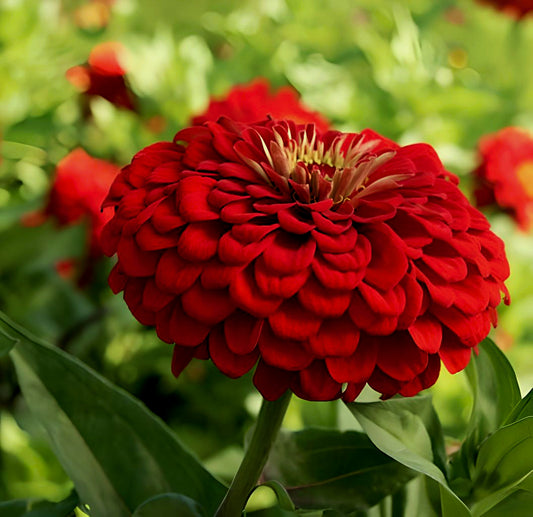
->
[101, 118, 510, 402]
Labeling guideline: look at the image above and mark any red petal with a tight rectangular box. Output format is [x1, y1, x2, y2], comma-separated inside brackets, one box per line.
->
[311, 210, 352, 235]
[420, 241, 467, 282]
[308, 314, 359, 357]
[358, 282, 406, 316]
[231, 222, 279, 243]
[151, 197, 186, 232]
[135, 222, 179, 251]
[155, 249, 202, 294]
[254, 257, 310, 298]
[431, 305, 491, 347]
[171, 345, 196, 377]
[258, 324, 313, 371]
[253, 360, 294, 401]
[200, 260, 242, 289]
[408, 314, 443, 353]
[439, 333, 472, 374]
[224, 310, 263, 355]
[181, 282, 236, 325]
[342, 382, 365, 402]
[177, 221, 224, 261]
[142, 279, 174, 312]
[368, 368, 402, 399]
[298, 275, 352, 317]
[109, 263, 127, 293]
[262, 232, 316, 275]
[348, 291, 398, 335]
[295, 361, 342, 401]
[178, 176, 219, 222]
[277, 207, 316, 234]
[123, 278, 156, 326]
[399, 354, 441, 396]
[209, 326, 258, 378]
[218, 231, 274, 265]
[220, 198, 259, 223]
[397, 273, 424, 329]
[168, 301, 211, 346]
[376, 333, 428, 382]
[325, 333, 378, 383]
[363, 224, 408, 290]
[268, 299, 322, 340]
[117, 236, 160, 277]
[230, 266, 283, 317]
[311, 227, 358, 253]
[312, 254, 364, 290]
[155, 303, 174, 343]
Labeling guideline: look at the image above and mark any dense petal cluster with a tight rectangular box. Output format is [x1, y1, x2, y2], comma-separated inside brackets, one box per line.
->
[473, 127, 533, 231]
[25, 148, 120, 265]
[102, 118, 510, 401]
[66, 42, 137, 111]
[478, 0, 533, 18]
[191, 78, 330, 132]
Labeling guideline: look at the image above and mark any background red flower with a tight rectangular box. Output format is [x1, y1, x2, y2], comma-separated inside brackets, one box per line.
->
[24, 149, 120, 282]
[473, 126, 533, 231]
[191, 78, 330, 132]
[66, 42, 137, 111]
[101, 119, 510, 402]
[478, 0, 533, 18]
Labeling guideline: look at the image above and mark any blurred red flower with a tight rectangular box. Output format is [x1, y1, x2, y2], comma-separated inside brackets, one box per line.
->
[191, 78, 330, 132]
[24, 149, 120, 282]
[66, 42, 137, 111]
[478, 0, 533, 18]
[473, 127, 533, 231]
[101, 118, 510, 402]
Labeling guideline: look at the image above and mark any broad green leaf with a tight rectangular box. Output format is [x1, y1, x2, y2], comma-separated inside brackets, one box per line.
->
[263, 428, 416, 512]
[471, 471, 533, 517]
[132, 494, 205, 517]
[459, 339, 521, 477]
[0, 326, 18, 356]
[472, 418, 533, 501]
[0, 490, 78, 517]
[3, 311, 226, 517]
[346, 396, 470, 516]
[503, 389, 533, 425]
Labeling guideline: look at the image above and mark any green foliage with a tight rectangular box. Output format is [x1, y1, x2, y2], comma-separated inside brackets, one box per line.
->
[264, 428, 416, 512]
[1, 311, 226, 517]
[0, 490, 78, 517]
[132, 493, 205, 517]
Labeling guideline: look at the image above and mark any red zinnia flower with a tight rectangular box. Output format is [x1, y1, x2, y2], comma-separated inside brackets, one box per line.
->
[66, 42, 137, 112]
[24, 149, 120, 281]
[473, 127, 533, 231]
[191, 78, 330, 132]
[477, 0, 533, 18]
[101, 118, 510, 402]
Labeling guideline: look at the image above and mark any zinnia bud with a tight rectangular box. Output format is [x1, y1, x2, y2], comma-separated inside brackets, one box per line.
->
[66, 42, 137, 112]
[191, 78, 330, 132]
[473, 126, 533, 231]
[101, 118, 510, 402]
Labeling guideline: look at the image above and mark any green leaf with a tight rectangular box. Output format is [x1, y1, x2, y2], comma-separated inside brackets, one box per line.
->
[132, 494, 205, 517]
[0, 325, 18, 356]
[346, 396, 470, 516]
[504, 389, 533, 425]
[263, 427, 416, 512]
[2, 311, 226, 517]
[460, 339, 521, 475]
[472, 418, 533, 502]
[471, 471, 533, 517]
[0, 490, 78, 517]
[255, 481, 296, 511]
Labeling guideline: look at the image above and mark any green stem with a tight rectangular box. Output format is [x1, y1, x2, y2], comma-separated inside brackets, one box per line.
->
[215, 390, 292, 517]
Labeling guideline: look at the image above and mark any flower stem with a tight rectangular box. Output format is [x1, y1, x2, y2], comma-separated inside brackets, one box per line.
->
[214, 390, 292, 517]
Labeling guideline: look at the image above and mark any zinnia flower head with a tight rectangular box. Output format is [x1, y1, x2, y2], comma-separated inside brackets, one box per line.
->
[191, 78, 330, 132]
[24, 149, 120, 280]
[473, 126, 533, 231]
[66, 42, 137, 111]
[477, 0, 533, 18]
[101, 118, 510, 402]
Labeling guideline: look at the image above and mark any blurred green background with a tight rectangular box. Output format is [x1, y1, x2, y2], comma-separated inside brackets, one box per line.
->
[0, 0, 532, 506]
